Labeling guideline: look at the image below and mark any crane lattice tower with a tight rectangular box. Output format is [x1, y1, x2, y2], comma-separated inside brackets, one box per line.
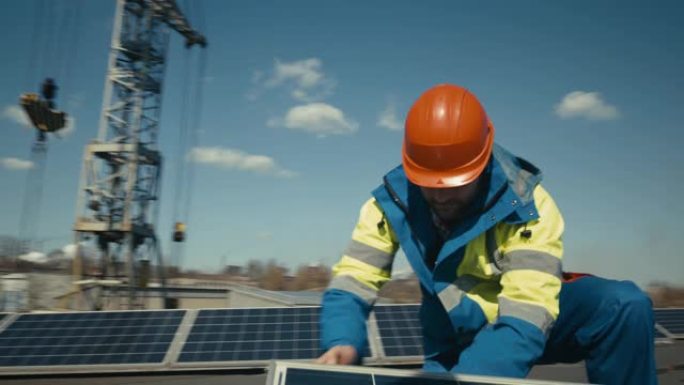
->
[72, 0, 206, 309]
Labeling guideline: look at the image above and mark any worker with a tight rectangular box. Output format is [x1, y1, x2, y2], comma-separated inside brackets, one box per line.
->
[317, 84, 657, 384]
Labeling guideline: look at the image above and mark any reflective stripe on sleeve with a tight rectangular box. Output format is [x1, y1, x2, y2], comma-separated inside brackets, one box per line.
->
[499, 250, 562, 277]
[331, 255, 391, 292]
[328, 274, 378, 305]
[343, 239, 394, 272]
[498, 296, 555, 335]
[437, 274, 482, 312]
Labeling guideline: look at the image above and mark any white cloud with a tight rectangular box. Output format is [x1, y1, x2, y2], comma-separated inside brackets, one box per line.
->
[377, 102, 403, 131]
[251, 58, 336, 102]
[267, 58, 324, 89]
[2, 105, 31, 127]
[188, 147, 296, 178]
[270, 103, 358, 137]
[1, 157, 34, 170]
[555, 91, 620, 120]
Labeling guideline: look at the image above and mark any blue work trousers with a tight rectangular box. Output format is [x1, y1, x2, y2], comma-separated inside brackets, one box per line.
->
[539, 276, 657, 384]
[427, 276, 658, 384]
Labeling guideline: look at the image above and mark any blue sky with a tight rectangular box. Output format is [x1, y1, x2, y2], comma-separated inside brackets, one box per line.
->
[0, 0, 682, 288]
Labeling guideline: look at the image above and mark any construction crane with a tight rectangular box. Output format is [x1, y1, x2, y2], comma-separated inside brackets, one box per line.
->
[72, 0, 207, 310]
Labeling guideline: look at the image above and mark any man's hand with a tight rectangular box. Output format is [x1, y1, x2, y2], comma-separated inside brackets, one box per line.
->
[316, 345, 358, 365]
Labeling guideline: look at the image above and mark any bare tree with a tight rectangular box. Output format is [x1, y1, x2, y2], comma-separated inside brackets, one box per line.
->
[246, 259, 265, 282]
[293, 264, 331, 291]
[260, 260, 288, 291]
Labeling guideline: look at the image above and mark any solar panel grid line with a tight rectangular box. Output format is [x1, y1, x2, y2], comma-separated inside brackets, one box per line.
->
[252, 309, 270, 359]
[365, 311, 384, 362]
[654, 308, 684, 337]
[233, 308, 250, 361]
[291, 307, 299, 360]
[0, 309, 185, 372]
[373, 304, 423, 362]
[176, 306, 324, 365]
[273, 307, 284, 360]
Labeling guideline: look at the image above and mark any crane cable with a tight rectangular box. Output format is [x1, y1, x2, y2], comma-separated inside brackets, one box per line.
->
[170, 0, 208, 269]
[17, 1, 81, 254]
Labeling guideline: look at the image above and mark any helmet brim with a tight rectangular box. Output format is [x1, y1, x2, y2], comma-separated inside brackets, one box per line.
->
[402, 125, 494, 188]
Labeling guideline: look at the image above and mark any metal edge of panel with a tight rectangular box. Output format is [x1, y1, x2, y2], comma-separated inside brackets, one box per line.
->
[653, 307, 684, 312]
[263, 360, 593, 385]
[0, 362, 169, 377]
[374, 303, 421, 307]
[366, 311, 385, 361]
[372, 355, 424, 366]
[164, 308, 198, 367]
[164, 360, 271, 370]
[169, 358, 314, 370]
[210, 305, 322, 310]
[167, 358, 388, 371]
[265, 360, 286, 385]
[11, 308, 188, 317]
[655, 323, 675, 342]
[0, 313, 19, 333]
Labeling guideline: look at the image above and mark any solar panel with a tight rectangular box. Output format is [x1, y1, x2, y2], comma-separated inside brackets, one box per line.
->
[178, 307, 323, 363]
[0, 310, 185, 367]
[373, 304, 423, 358]
[654, 308, 684, 336]
[266, 360, 591, 385]
[654, 327, 667, 339]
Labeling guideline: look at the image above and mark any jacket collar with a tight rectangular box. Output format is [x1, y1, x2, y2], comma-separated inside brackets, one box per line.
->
[382, 143, 542, 219]
[381, 143, 543, 270]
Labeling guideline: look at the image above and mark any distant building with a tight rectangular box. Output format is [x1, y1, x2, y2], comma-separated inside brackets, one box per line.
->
[1, 274, 29, 311]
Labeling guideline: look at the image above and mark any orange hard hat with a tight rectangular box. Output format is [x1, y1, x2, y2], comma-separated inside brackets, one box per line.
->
[402, 84, 495, 188]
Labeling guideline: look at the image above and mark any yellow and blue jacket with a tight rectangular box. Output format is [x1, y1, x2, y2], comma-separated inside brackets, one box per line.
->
[320, 144, 564, 378]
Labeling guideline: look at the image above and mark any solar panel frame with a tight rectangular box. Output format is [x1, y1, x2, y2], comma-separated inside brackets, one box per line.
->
[0, 304, 674, 376]
[266, 360, 592, 385]
[654, 308, 684, 338]
[0, 309, 187, 375]
[0, 313, 18, 333]
[173, 306, 332, 369]
[371, 304, 423, 363]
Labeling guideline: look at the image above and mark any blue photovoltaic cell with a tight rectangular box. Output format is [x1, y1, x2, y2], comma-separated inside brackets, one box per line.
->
[0, 310, 185, 366]
[373, 304, 423, 357]
[179, 307, 323, 362]
[654, 308, 684, 335]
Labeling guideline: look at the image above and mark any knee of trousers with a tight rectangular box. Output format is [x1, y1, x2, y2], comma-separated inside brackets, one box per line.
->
[601, 280, 653, 326]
